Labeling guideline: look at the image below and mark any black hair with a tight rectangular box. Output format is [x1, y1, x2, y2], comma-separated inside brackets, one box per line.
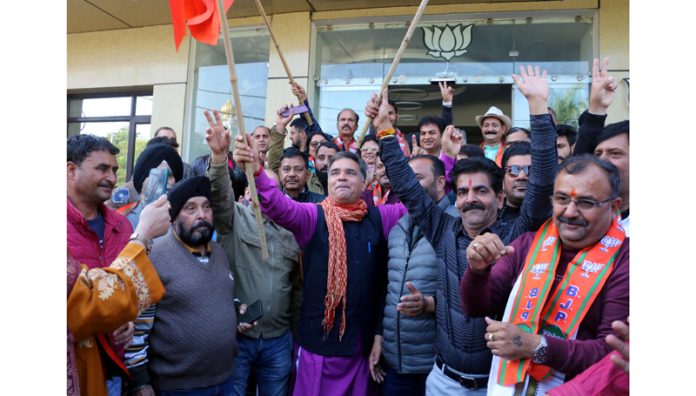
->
[360, 135, 380, 150]
[598, 120, 629, 144]
[67, 134, 119, 165]
[327, 151, 367, 180]
[336, 108, 359, 124]
[290, 118, 308, 132]
[417, 115, 445, 134]
[154, 126, 175, 137]
[501, 141, 532, 169]
[503, 126, 531, 142]
[410, 154, 445, 179]
[559, 154, 621, 199]
[555, 124, 578, 146]
[281, 146, 309, 165]
[451, 156, 504, 195]
[387, 99, 399, 115]
[459, 144, 485, 159]
[308, 130, 330, 143]
[317, 140, 340, 154]
[148, 136, 179, 149]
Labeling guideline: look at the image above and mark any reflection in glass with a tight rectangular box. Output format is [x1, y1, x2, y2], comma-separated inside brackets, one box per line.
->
[136, 96, 153, 116]
[68, 97, 132, 118]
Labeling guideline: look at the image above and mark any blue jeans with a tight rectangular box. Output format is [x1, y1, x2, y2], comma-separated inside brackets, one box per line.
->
[157, 374, 235, 396]
[383, 364, 427, 396]
[231, 330, 292, 396]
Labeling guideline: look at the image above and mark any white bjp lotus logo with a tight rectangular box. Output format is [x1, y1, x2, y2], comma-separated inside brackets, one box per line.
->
[422, 24, 473, 61]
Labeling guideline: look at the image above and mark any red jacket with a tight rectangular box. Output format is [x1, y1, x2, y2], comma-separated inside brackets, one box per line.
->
[67, 198, 133, 269]
[67, 198, 133, 366]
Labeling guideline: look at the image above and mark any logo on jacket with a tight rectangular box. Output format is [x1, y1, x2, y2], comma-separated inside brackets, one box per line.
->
[580, 260, 604, 278]
[112, 187, 130, 205]
[422, 24, 473, 61]
[531, 263, 550, 280]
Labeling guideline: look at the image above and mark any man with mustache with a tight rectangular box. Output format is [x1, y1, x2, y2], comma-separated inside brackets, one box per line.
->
[554, 124, 576, 164]
[280, 147, 325, 203]
[476, 106, 511, 167]
[314, 140, 339, 195]
[369, 64, 557, 394]
[127, 176, 245, 395]
[333, 108, 360, 153]
[460, 154, 629, 395]
[67, 134, 136, 395]
[497, 141, 533, 230]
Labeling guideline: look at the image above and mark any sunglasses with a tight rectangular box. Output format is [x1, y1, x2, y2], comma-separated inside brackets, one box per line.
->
[504, 165, 531, 177]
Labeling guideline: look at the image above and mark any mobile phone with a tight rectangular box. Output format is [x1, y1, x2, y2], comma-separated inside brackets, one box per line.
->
[141, 166, 170, 207]
[280, 105, 309, 117]
[238, 299, 263, 324]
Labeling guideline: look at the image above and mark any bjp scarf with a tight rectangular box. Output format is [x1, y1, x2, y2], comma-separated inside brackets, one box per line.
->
[318, 198, 368, 340]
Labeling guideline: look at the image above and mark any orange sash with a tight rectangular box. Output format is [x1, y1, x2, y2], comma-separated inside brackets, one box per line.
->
[116, 201, 138, 216]
[498, 215, 626, 386]
[480, 142, 504, 167]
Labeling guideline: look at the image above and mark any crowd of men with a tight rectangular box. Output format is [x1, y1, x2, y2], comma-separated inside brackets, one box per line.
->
[67, 58, 629, 396]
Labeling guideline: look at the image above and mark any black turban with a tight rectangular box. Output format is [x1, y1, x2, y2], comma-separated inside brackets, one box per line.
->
[132, 143, 184, 193]
[167, 176, 212, 220]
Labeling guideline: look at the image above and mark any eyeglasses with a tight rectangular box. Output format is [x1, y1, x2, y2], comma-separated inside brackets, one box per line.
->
[310, 140, 327, 148]
[361, 147, 379, 154]
[550, 194, 614, 210]
[504, 165, 531, 177]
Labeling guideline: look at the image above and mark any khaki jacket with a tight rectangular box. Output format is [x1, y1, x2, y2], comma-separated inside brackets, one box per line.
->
[267, 126, 324, 195]
[207, 161, 302, 338]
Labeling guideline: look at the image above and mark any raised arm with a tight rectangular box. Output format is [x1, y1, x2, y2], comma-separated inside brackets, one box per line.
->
[267, 104, 295, 174]
[232, 131, 318, 247]
[574, 58, 616, 154]
[439, 81, 454, 126]
[291, 82, 325, 135]
[510, 65, 557, 236]
[203, 110, 237, 234]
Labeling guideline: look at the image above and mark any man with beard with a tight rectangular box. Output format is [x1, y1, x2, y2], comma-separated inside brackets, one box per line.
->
[127, 176, 243, 395]
[116, 142, 184, 229]
[314, 140, 339, 195]
[368, 64, 557, 394]
[476, 106, 511, 167]
[460, 155, 629, 395]
[497, 141, 532, 229]
[67, 134, 135, 395]
[555, 124, 576, 164]
[279, 147, 325, 203]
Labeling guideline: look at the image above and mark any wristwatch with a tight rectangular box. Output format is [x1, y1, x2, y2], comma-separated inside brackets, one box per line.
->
[129, 232, 152, 254]
[532, 335, 548, 364]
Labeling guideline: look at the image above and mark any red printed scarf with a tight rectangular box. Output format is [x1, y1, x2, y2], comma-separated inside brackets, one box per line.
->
[318, 198, 368, 340]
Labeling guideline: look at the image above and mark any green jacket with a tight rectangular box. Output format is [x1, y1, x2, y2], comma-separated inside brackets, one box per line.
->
[207, 161, 302, 339]
[267, 125, 324, 195]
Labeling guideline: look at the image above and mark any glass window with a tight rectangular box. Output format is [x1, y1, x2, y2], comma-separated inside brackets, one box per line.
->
[314, 12, 594, 137]
[186, 27, 270, 163]
[67, 93, 152, 185]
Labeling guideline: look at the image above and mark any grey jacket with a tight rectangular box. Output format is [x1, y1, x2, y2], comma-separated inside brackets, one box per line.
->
[382, 195, 457, 374]
[208, 161, 302, 339]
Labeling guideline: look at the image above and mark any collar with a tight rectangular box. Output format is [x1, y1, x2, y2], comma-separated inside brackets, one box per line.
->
[173, 229, 211, 255]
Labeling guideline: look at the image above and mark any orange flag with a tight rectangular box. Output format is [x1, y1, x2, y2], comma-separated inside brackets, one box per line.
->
[169, 0, 235, 51]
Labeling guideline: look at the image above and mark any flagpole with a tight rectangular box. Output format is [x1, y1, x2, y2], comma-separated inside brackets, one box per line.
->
[253, 0, 313, 126]
[217, 0, 269, 260]
[355, 0, 429, 148]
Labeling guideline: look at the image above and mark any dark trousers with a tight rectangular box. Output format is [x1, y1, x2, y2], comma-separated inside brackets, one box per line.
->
[382, 364, 427, 396]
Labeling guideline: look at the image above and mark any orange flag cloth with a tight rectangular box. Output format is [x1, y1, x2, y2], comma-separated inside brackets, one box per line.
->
[169, 0, 235, 51]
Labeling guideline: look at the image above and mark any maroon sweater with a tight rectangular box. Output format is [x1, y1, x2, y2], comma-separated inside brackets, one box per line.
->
[459, 231, 629, 379]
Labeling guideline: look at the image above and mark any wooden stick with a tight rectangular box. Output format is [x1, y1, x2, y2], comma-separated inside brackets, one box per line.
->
[217, 0, 269, 260]
[355, 0, 429, 148]
[253, 0, 313, 126]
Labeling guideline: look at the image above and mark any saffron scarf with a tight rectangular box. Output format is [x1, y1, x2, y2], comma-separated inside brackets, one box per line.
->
[318, 198, 368, 340]
[371, 183, 391, 206]
[481, 142, 504, 167]
[497, 215, 626, 387]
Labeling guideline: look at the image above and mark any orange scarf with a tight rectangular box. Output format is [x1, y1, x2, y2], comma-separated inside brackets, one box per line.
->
[318, 198, 368, 340]
[371, 183, 391, 206]
[480, 142, 504, 167]
[499, 215, 626, 385]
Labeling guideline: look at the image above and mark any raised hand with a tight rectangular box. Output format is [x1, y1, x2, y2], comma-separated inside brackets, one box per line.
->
[204, 109, 231, 161]
[275, 104, 295, 133]
[466, 232, 514, 274]
[512, 65, 549, 115]
[373, 88, 394, 132]
[440, 124, 463, 158]
[410, 135, 427, 157]
[233, 133, 260, 169]
[439, 81, 453, 103]
[589, 57, 617, 115]
[291, 82, 307, 102]
[365, 93, 380, 127]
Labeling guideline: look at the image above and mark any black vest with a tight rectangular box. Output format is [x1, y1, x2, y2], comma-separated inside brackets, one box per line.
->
[298, 206, 388, 357]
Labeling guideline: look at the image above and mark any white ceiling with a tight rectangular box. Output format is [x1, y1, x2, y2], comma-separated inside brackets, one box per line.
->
[67, 0, 539, 34]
